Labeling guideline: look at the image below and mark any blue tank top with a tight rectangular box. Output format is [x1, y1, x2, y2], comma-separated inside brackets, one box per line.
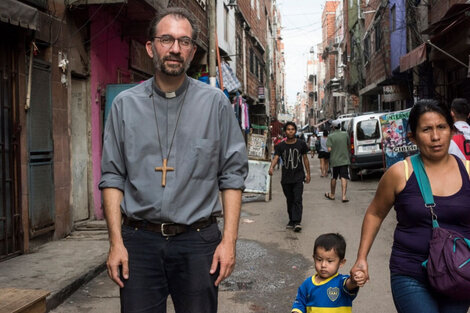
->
[390, 156, 470, 283]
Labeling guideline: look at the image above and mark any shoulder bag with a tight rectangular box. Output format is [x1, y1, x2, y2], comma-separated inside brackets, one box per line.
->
[410, 154, 470, 300]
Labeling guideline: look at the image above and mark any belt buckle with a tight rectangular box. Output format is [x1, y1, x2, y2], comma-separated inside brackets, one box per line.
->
[161, 223, 176, 237]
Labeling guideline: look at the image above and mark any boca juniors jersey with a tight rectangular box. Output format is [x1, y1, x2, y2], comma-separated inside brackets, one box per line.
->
[292, 273, 358, 313]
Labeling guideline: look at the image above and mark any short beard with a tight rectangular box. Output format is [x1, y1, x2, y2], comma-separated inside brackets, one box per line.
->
[151, 44, 191, 76]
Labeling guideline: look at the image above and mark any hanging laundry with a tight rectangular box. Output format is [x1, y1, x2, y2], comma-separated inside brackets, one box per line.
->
[216, 62, 241, 93]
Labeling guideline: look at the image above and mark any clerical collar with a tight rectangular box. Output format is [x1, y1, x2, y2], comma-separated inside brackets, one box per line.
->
[152, 75, 190, 99]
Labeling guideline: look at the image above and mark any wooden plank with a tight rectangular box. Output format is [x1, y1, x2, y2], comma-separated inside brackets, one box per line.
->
[0, 288, 49, 313]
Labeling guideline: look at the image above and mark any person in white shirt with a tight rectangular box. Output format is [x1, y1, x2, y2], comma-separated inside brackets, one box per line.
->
[448, 98, 470, 160]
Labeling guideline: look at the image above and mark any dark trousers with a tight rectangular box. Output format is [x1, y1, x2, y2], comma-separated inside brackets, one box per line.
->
[281, 181, 304, 223]
[120, 223, 221, 313]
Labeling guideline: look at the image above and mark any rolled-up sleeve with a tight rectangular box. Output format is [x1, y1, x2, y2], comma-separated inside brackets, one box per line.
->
[98, 98, 127, 191]
[217, 97, 248, 190]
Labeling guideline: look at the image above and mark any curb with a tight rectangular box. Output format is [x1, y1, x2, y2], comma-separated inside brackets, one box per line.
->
[46, 262, 107, 312]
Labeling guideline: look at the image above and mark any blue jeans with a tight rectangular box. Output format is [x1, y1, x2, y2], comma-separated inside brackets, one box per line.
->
[120, 223, 221, 313]
[391, 274, 470, 313]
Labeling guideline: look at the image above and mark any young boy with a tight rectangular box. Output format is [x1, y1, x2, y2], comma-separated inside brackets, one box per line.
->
[292, 233, 364, 313]
[269, 122, 310, 232]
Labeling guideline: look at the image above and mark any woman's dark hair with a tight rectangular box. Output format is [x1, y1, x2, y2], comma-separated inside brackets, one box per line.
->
[314, 233, 346, 260]
[322, 129, 328, 137]
[147, 7, 199, 41]
[283, 121, 297, 132]
[408, 99, 453, 136]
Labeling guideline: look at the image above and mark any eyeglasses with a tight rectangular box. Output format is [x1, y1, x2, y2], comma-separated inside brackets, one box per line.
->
[153, 35, 194, 49]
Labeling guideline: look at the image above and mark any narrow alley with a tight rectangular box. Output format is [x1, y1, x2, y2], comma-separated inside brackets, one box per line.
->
[51, 158, 396, 313]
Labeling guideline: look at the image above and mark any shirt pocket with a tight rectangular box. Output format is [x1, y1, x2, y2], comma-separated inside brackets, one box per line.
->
[188, 139, 218, 179]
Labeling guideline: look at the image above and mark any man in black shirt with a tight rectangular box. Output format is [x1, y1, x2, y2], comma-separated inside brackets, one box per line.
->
[269, 122, 311, 232]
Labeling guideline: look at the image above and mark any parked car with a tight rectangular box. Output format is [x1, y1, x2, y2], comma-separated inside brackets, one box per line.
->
[346, 113, 385, 180]
[334, 116, 354, 132]
[303, 132, 313, 142]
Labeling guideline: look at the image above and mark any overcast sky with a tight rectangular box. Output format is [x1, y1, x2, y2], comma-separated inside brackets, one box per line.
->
[278, 0, 325, 108]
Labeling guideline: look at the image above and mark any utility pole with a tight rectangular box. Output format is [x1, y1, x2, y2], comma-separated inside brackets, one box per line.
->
[208, 0, 216, 87]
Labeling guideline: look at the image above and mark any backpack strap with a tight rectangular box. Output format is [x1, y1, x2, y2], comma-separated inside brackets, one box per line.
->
[410, 154, 439, 228]
[403, 159, 409, 181]
[410, 154, 434, 205]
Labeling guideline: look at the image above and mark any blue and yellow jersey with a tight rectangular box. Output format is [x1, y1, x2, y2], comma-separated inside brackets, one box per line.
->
[291, 273, 358, 313]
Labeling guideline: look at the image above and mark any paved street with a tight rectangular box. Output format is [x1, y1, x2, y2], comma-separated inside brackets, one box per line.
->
[52, 157, 397, 313]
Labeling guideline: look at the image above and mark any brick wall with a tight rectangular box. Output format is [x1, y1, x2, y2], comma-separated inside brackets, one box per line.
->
[169, 0, 208, 46]
[322, 1, 339, 84]
[236, 0, 271, 101]
[363, 0, 391, 86]
[430, 0, 467, 24]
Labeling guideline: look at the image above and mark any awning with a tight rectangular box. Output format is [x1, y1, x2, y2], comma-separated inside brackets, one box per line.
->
[400, 43, 427, 72]
[422, 4, 470, 38]
[0, 0, 38, 30]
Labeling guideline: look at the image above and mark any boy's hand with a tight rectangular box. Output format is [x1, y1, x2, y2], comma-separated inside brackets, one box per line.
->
[352, 271, 367, 287]
[350, 259, 369, 287]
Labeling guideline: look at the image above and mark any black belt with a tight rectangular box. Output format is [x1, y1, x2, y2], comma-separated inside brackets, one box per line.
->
[122, 216, 217, 237]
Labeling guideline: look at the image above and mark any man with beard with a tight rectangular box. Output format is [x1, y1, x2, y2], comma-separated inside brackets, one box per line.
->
[99, 7, 248, 313]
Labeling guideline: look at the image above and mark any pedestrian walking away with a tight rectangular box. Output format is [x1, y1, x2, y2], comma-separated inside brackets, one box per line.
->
[325, 120, 350, 202]
[269, 121, 310, 232]
[350, 100, 470, 313]
[291, 233, 364, 313]
[308, 134, 317, 158]
[448, 98, 470, 160]
[99, 7, 248, 313]
[318, 130, 330, 177]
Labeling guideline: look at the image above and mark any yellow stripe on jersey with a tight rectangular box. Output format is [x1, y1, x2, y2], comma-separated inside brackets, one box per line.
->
[306, 306, 352, 313]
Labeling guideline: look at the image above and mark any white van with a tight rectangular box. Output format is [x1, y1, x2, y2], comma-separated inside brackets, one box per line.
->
[346, 113, 385, 180]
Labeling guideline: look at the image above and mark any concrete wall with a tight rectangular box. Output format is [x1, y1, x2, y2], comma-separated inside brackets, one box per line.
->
[90, 7, 130, 219]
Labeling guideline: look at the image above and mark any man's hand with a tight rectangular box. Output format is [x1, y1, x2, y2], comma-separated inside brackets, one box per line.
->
[107, 243, 129, 288]
[268, 167, 274, 176]
[305, 173, 311, 183]
[210, 239, 236, 286]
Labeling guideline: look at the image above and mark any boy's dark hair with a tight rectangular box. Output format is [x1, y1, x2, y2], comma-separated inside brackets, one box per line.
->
[147, 7, 199, 41]
[283, 121, 297, 132]
[451, 98, 470, 121]
[314, 233, 346, 260]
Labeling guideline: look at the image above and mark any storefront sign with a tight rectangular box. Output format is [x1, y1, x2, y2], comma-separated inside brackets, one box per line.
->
[258, 86, 265, 99]
[383, 85, 408, 102]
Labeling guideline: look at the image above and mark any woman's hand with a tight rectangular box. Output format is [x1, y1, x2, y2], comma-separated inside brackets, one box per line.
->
[350, 259, 369, 287]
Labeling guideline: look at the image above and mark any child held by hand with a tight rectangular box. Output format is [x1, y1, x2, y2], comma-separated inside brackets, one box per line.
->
[291, 233, 362, 313]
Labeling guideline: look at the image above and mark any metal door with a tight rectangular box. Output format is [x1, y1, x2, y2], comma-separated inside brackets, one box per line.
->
[0, 30, 22, 260]
[71, 78, 89, 221]
[28, 60, 55, 237]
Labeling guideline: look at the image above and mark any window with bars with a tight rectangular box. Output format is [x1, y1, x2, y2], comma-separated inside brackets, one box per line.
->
[364, 35, 370, 63]
[375, 24, 382, 52]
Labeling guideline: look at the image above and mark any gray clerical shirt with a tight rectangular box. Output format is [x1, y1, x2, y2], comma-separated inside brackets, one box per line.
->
[98, 76, 248, 225]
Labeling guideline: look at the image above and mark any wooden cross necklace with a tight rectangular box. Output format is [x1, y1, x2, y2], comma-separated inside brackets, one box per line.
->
[152, 85, 188, 187]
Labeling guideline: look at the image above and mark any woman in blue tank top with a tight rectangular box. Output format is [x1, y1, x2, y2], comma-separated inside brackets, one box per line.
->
[350, 100, 470, 313]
